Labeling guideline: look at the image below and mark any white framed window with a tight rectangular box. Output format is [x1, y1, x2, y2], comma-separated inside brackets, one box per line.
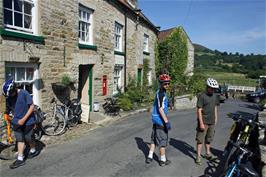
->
[113, 65, 123, 94]
[79, 5, 93, 45]
[5, 63, 40, 106]
[114, 22, 123, 51]
[3, 0, 37, 34]
[144, 34, 149, 52]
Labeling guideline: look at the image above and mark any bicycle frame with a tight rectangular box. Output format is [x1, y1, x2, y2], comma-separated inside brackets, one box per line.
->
[1, 113, 14, 145]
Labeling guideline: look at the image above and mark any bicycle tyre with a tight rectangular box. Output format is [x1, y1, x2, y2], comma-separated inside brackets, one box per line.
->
[0, 142, 17, 160]
[41, 111, 66, 136]
[34, 125, 43, 141]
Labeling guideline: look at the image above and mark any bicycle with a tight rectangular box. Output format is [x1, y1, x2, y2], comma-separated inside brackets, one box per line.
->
[41, 98, 66, 136]
[220, 140, 259, 177]
[222, 113, 264, 170]
[0, 112, 17, 160]
[102, 97, 120, 116]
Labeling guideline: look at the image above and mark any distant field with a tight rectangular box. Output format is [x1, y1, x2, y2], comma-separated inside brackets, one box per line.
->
[200, 71, 257, 87]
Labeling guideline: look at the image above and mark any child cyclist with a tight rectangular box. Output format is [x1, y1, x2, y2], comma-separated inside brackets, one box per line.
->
[2, 80, 40, 169]
[146, 74, 171, 166]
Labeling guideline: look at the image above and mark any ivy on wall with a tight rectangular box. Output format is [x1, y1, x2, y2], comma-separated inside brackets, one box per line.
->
[143, 58, 149, 88]
[156, 27, 188, 84]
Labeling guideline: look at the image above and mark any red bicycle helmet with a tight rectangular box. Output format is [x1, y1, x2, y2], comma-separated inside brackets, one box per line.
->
[159, 74, 171, 83]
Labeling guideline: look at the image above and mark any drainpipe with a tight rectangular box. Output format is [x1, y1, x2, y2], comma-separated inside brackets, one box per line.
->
[124, 11, 127, 92]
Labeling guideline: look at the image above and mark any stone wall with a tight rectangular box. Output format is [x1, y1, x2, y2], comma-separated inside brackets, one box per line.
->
[0, 0, 158, 115]
[174, 94, 197, 110]
[186, 38, 194, 76]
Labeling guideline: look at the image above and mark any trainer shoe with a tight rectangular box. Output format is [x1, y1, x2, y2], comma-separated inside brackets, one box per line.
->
[27, 150, 40, 159]
[159, 159, 171, 166]
[146, 157, 153, 164]
[9, 159, 25, 169]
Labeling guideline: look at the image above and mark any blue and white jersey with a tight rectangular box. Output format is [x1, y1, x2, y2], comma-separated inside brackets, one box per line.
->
[151, 89, 168, 126]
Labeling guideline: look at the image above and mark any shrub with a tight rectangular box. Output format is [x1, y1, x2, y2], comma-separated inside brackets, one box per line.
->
[117, 94, 133, 111]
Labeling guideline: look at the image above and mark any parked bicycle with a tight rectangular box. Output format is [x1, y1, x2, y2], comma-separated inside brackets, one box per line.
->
[102, 97, 120, 116]
[0, 112, 16, 160]
[220, 140, 259, 177]
[222, 113, 264, 171]
[42, 97, 82, 136]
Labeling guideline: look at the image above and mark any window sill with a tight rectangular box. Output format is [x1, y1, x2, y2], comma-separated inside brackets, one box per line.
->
[0, 28, 44, 43]
[114, 51, 125, 56]
[143, 51, 150, 55]
[78, 44, 97, 51]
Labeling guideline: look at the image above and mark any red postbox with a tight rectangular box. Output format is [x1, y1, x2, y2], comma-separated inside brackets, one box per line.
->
[102, 75, 107, 95]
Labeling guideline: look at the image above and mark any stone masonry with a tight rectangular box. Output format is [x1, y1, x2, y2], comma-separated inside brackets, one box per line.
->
[0, 0, 158, 118]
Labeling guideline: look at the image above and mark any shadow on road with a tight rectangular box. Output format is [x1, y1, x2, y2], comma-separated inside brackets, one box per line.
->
[202, 147, 224, 177]
[169, 138, 196, 160]
[135, 137, 159, 162]
[170, 138, 226, 176]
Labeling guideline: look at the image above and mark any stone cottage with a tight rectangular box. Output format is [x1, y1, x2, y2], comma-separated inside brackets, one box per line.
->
[0, 0, 158, 122]
[158, 26, 194, 76]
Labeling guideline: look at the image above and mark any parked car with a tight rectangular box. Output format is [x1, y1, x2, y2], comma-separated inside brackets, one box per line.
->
[246, 89, 266, 103]
[215, 86, 228, 103]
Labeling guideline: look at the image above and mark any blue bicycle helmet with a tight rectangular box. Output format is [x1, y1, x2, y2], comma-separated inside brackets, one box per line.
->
[2, 79, 16, 97]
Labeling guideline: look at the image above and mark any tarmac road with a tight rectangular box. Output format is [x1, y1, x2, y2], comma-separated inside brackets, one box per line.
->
[0, 99, 260, 177]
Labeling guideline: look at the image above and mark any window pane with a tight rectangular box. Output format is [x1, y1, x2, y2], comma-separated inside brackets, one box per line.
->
[5, 67, 15, 80]
[14, 12, 23, 27]
[24, 15, 32, 29]
[16, 68, 25, 81]
[14, 0, 23, 12]
[81, 32, 85, 41]
[4, 0, 12, 9]
[24, 2, 32, 15]
[26, 68, 34, 81]
[4, 9, 13, 25]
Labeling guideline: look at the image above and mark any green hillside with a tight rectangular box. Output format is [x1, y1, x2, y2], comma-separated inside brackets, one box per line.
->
[193, 43, 266, 80]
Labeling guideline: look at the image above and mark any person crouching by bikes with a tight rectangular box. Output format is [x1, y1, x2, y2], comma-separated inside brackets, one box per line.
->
[2, 80, 40, 169]
[146, 74, 171, 166]
[195, 78, 220, 165]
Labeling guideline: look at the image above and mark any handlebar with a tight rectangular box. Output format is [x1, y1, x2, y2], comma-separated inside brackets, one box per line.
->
[232, 114, 265, 129]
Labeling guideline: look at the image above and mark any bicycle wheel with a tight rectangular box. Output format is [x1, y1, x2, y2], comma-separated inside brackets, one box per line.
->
[0, 142, 17, 160]
[33, 124, 43, 141]
[41, 111, 66, 136]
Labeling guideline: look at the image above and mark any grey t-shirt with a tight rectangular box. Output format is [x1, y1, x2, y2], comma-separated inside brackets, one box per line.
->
[197, 92, 220, 124]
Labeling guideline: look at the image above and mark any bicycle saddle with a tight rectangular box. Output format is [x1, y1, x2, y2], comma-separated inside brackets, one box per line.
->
[239, 162, 259, 177]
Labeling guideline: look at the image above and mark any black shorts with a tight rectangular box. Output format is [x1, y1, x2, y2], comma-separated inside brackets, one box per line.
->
[13, 124, 35, 143]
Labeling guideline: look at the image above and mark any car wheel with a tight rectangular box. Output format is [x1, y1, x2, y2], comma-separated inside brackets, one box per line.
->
[254, 97, 260, 103]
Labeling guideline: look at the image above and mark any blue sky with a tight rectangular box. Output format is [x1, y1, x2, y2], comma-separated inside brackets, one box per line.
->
[138, 0, 266, 55]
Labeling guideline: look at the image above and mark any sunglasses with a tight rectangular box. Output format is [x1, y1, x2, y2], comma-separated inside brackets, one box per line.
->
[163, 83, 170, 86]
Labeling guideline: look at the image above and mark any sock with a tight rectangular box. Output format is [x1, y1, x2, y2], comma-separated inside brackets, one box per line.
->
[30, 148, 36, 153]
[17, 154, 24, 161]
[148, 151, 154, 159]
[161, 155, 166, 162]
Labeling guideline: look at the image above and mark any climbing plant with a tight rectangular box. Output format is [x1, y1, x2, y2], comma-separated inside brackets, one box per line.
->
[157, 27, 188, 85]
[143, 58, 149, 88]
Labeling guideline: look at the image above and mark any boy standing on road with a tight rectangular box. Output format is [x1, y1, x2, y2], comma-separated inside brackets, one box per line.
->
[195, 78, 220, 165]
[2, 80, 40, 169]
[146, 74, 171, 166]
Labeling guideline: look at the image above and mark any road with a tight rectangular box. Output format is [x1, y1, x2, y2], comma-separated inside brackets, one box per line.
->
[1, 99, 260, 177]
